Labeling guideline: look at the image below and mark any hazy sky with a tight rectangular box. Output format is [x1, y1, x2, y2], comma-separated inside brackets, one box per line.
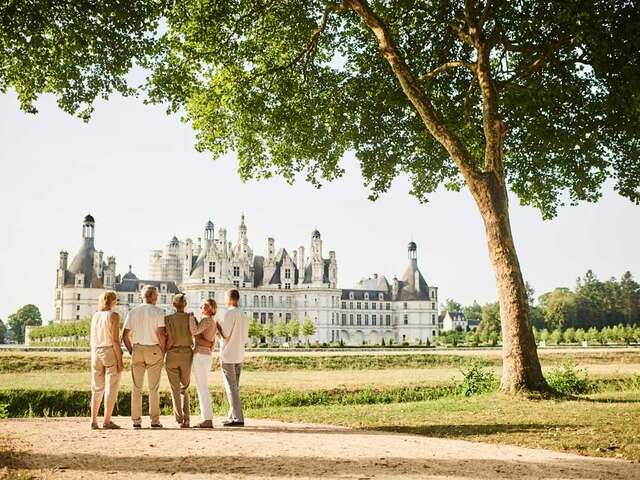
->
[1, 91, 638, 321]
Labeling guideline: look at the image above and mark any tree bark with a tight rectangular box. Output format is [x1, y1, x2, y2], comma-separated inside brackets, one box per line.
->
[467, 172, 548, 393]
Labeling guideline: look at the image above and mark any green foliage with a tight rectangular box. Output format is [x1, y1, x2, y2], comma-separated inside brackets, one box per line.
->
[547, 362, 594, 395]
[0, 0, 166, 120]
[478, 302, 501, 340]
[0, 319, 6, 344]
[274, 319, 289, 343]
[7, 304, 42, 343]
[458, 362, 499, 397]
[301, 317, 316, 346]
[263, 323, 274, 344]
[463, 301, 482, 322]
[288, 319, 300, 343]
[442, 299, 462, 313]
[248, 318, 263, 345]
[29, 319, 91, 342]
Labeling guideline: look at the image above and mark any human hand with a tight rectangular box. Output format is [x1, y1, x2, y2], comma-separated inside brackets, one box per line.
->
[117, 360, 124, 373]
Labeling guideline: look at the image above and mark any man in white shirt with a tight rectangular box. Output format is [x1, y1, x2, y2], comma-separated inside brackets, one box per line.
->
[122, 285, 166, 429]
[219, 288, 249, 427]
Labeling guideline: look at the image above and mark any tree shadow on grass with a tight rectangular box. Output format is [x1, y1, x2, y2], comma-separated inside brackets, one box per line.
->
[2, 451, 636, 480]
[367, 423, 574, 438]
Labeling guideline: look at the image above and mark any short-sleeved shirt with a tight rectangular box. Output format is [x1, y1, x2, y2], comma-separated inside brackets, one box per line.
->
[219, 307, 249, 364]
[123, 304, 165, 345]
[165, 312, 192, 348]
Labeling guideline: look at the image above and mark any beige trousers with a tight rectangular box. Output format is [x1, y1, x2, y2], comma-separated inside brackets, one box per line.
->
[91, 346, 121, 415]
[131, 344, 163, 425]
[165, 347, 193, 424]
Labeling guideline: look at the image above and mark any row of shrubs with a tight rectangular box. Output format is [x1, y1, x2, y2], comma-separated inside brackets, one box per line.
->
[434, 323, 640, 347]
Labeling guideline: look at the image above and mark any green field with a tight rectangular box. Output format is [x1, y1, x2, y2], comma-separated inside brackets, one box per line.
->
[1, 348, 639, 461]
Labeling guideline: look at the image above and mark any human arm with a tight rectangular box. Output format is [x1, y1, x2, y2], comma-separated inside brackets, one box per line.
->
[194, 336, 215, 348]
[189, 313, 213, 336]
[157, 326, 167, 353]
[110, 312, 124, 372]
[122, 328, 133, 355]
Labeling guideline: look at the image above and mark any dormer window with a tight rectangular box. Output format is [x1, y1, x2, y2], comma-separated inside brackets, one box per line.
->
[208, 261, 216, 273]
[284, 268, 291, 279]
[379, 293, 384, 301]
[161, 284, 167, 292]
[233, 266, 240, 277]
[364, 293, 369, 300]
[349, 292, 354, 300]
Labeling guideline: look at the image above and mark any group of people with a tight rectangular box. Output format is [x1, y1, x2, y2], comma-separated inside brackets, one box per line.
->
[88, 285, 249, 429]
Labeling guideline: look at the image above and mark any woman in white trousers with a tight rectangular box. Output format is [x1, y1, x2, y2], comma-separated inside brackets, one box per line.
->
[189, 298, 223, 428]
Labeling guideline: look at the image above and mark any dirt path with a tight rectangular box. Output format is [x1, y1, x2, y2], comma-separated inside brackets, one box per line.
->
[1, 416, 638, 479]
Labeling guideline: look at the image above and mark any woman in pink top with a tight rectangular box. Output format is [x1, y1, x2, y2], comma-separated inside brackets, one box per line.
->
[189, 298, 224, 428]
[90, 291, 124, 430]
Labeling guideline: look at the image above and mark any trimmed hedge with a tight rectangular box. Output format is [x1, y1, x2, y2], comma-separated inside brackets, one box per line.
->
[0, 384, 463, 418]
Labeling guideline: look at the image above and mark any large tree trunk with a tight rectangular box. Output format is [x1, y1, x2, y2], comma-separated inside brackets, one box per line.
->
[346, 0, 548, 393]
[468, 172, 548, 393]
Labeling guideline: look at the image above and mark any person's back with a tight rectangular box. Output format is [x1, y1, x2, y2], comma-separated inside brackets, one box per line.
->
[91, 311, 116, 349]
[126, 303, 165, 345]
[220, 307, 249, 363]
[165, 312, 192, 347]
[219, 289, 248, 427]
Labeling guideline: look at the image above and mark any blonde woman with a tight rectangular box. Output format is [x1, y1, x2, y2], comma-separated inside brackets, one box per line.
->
[90, 291, 124, 430]
[189, 298, 224, 428]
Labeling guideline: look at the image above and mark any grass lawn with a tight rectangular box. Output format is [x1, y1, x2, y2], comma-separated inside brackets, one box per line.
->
[247, 390, 640, 461]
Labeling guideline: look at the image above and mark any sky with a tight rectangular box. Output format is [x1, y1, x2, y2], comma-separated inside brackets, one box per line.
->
[0, 91, 638, 321]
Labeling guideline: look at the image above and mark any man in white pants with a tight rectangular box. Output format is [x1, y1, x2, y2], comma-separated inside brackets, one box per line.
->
[219, 288, 249, 427]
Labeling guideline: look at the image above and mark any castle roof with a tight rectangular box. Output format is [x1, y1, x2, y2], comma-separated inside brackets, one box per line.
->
[66, 238, 102, 288]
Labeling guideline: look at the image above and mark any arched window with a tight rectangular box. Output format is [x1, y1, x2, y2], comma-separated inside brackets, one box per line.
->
[261, 295, 267, 307]
[268, 296, 273, 307]
[253, 295, 259, 307]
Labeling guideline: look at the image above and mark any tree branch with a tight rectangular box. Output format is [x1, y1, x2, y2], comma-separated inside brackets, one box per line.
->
[418, 61, 475, 81]
[345, 0, 481, 179]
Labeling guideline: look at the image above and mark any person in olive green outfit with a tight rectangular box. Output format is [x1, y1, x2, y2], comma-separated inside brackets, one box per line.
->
[164, 294, 194, 428]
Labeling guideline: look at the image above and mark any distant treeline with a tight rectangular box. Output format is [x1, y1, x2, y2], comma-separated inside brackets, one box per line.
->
[444, 270, 640, 336]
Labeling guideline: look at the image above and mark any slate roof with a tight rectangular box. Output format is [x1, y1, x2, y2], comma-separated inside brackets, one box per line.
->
[65, 238, 103, 288]
[394, 259, 429, 301]
[302, 259, 331, 284]
[116, 277, 180, 294]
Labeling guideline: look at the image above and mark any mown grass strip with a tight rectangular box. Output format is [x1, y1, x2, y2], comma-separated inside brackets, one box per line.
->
[0, 353, 493, 374]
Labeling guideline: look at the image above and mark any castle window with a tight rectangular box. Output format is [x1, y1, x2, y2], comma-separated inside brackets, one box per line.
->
[431, 290, 435, 299]
[356, 314, 361, 325]
[208, 291, 215, 300]
[209, 262, 216, 273]
[76, 305, 80, 311]
[253, 295, 259, 307]
[76, 315, 80, 320]
[76, 294, 80, 301]
[341, 302, 346, 309]
[202, 279, 206, 284]
[379, 293, 384, 301]
[233, 280, 240, 288]
[285, 313, 291, 321]
[56, 291, 61, 300]
[364, 293, 369, 300]
[208, 277, 215, 284]
[404, 302, 408, 310]
[268, 296, 273, 307]
[356, 302, 361, 309]
[364, 314, 369, 326]
[286, 297, 292, 307]
[386, 314, 391, 326]
[261, 296, 267, 307]
[284, 268, 291, 279]
[349, 292, 354, 300]
[233, 266, 240, 277]
[56, 308, 60, 320]
[161, 284, 167, 292]
[284, 283, 291, 290]
[349, 314, 354, 325]
[349, 301, 353, 309]
[431, 302, 435, 310]
[404, 314, 408, 325]
[386, 303, 391, 310]
[161, 295, 166, 304]
[364, 302, 368, 310]
[260, 313, 266, 324]
[253, 312, 259, 320]
[268, 313, 274, 323]
[432, 314, 436, 324]
[372, 314, 377, 326]
[127, 294, 134, 303]
[341, 314, 346, 325]
[371, 302, 376, 310]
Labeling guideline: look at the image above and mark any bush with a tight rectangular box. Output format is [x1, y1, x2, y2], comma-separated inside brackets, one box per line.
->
[546, 361, 594, 395]
[458, 362, 498, 396]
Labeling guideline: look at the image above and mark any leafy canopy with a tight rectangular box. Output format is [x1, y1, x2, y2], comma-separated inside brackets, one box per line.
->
[2, 1, 639, 217]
